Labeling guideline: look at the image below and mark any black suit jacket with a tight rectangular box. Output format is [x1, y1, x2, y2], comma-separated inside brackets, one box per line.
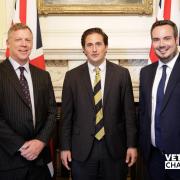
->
[60, 61, 137, 161]
[0, 59, 57, 170]
[139, 54, 180, 161]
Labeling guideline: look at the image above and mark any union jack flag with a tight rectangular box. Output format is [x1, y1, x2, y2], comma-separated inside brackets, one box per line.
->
[149, 0, 180, 63]
[6, 0, 45, 70]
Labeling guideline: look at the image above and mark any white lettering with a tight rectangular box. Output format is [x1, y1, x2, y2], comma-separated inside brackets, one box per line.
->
[177, 154, 180, 161]
[171, 154, 176, 161]
[165, 154, 171, 161]
[165, 154, 180, 161]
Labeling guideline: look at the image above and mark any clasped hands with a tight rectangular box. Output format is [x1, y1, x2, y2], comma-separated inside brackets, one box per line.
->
[19, 139, 45, 161]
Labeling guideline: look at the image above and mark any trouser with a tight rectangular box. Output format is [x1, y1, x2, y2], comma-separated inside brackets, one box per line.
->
[0, 164, 52, 180]
[71, 138, 128, 180]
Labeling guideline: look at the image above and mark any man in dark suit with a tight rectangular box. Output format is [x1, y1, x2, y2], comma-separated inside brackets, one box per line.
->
[139, 20, 180, 180]
[0, 23, 56, 180]
[60, 27, 137, 180]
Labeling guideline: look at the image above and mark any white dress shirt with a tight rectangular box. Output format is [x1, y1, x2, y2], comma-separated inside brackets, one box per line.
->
[9, 57, 36, 127]
[88, 60, 106, 103]
[151, 53, 179, 146]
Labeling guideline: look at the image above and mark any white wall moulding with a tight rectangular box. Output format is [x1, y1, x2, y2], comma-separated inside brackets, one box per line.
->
[43, 48, 150, 60]
[46, 60, 68, 102]
[1, 48, 149, 60]
[38, 0, 153, 15]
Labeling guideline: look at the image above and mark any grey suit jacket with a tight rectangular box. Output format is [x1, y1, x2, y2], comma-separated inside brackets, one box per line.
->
[60, 60, 137, 161]
[0, 59, 57, 170]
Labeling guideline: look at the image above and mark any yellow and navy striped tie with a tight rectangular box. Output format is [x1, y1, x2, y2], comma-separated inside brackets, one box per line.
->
[94, 67, 105, 140]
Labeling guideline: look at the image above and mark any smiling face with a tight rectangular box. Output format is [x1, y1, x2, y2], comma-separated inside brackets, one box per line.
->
[7, 28, 33, 65]
[83, 33, 108, 66]
[151, 24, 178, 63]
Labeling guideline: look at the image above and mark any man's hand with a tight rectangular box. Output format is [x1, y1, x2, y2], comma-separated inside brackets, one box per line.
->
[125, 147, 138, 167]
[20, 139, 45, 161]
[61, 150, 72, 170]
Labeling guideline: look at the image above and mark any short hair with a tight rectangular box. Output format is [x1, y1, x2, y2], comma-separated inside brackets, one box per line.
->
[81, 27, 108, 47]
[8, 23, 32, 39]
[151, 20, 178, 39]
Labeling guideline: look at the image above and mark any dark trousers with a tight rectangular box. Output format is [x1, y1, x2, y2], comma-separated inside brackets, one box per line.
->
[0, 164, 52, 180]
[148, 146, 180, 180]
[71, 138, 128, 180]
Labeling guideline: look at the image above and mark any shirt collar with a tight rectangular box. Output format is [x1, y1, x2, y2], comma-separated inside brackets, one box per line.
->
[88, 59, 106, 73]
[158, 52, 179, 70]
[9, 57, 30, 73]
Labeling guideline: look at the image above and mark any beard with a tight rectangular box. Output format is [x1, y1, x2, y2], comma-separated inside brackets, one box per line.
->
[155, 47, 178, 63]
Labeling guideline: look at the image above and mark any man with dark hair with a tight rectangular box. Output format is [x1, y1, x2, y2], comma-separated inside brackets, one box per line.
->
[139, 20, 180, 180]
[60, 27, 137, 180]
[0, 23, 56, 180]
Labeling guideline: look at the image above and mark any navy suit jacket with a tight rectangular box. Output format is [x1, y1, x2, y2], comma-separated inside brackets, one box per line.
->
[0, 59, 57, 170]
[139, 54, 180, 161]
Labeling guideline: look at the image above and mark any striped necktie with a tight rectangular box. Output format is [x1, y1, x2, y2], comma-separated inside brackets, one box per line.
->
[19, 66, 32, 109]
[94, 67, 105, 140]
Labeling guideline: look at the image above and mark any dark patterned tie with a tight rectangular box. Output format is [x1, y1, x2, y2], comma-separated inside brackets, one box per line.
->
[155, 65, 167, 149]
[19, 66, 32, 109]
[94, 67, 105, 140]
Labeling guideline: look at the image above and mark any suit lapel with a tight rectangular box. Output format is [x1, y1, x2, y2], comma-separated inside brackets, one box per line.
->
[81, 63, 95, 107]
[103, 61, 113, 106]
[3, 59, 30, 108]
[147, 62, 158, 119]
[161, 55, 180, 111]
[29, 65, 38, 112]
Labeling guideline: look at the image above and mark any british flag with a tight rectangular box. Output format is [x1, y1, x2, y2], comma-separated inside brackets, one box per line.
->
[6, 0, 45, 70]
[149, 0, 180, 63]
